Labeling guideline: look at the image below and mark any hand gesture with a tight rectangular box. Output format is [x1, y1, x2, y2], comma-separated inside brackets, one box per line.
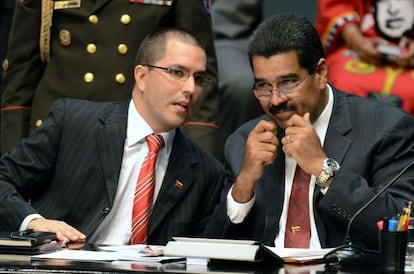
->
[282, 113, 326, 176]
[232, 120, 278, 202]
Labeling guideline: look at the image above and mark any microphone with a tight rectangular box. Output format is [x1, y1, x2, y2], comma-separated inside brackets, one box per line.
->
[324, 159, 414, 266]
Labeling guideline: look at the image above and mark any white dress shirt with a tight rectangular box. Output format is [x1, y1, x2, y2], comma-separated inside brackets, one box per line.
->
[20, 101, 175, 243]
[90, 101, 174, 244]
[226, 85, 334, 248]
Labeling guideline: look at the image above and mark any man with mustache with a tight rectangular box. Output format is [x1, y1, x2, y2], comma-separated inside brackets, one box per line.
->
[205, 14, 414, 251]
[0, 28, 223, 246]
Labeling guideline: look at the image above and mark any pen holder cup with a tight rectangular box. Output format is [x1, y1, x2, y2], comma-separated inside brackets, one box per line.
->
[379, 230, 408, 272]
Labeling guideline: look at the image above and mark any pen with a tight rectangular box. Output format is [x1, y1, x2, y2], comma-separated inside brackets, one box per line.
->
[388, 219, 398, 231]
[397, 209, 408, 231]
[377, 220, 383, 231]
[383, 217, 390, 232]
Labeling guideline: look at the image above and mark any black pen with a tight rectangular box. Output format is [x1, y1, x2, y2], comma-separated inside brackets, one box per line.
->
[383, 217, 390, 232]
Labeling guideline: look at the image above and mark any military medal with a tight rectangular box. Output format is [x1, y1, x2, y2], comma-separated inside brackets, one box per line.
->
[54, 0, 81, 10]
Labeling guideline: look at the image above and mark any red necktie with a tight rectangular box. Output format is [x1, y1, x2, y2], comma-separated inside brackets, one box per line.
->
[284, 165, 311, 248]
[131, 134, 164, 244]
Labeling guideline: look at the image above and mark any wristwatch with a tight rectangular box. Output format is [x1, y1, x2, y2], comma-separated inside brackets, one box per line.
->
[317, 158, 340, 188]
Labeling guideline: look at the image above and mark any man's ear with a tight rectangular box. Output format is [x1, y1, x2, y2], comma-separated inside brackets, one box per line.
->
[315, 58, 328, 88]
[134, 65, 147, 91]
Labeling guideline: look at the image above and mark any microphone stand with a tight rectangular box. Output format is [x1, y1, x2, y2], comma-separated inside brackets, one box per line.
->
[324, 160, 414, 266]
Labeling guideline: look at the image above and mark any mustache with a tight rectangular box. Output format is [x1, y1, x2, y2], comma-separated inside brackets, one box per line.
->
[269, 102, 294, 114]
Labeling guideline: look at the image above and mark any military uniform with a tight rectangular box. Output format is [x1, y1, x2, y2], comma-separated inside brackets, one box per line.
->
[1, 0, 221, 158]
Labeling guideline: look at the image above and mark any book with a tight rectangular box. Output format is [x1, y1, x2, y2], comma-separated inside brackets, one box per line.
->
[164, 237, 334, 264]
[0, 240, 61, 263]
[164, 237, 261, 262]
[0, 230, 57, 247]
[0, 253, 32, 262]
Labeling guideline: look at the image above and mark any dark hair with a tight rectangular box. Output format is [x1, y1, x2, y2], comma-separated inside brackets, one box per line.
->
[247, 13, 325, 73]
[134, 28, 204, 66]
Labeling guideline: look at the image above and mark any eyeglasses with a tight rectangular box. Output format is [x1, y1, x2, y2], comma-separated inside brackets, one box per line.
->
[141, 64, 213, 87]
[253, 73, 310, 101]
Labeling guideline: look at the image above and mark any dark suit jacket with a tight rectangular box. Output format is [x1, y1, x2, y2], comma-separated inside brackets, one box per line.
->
[0, 98, 223, 245]
[205, 88, 414, 250]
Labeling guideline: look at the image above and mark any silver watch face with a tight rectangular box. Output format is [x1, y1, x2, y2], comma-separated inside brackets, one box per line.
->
[325, 158, 340, 175]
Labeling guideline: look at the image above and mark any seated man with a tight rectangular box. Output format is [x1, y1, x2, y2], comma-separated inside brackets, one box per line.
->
[0, 28, 223, 246]
[205, 14, 414, 250]
[315, 0, 414, 116]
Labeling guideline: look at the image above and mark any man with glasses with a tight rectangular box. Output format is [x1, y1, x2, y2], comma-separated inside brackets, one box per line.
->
[0, 28, 223, 246]
[205, 14, 414, 250]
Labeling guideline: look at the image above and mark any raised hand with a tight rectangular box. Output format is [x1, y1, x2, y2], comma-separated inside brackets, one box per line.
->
[232, 120, 278, 203]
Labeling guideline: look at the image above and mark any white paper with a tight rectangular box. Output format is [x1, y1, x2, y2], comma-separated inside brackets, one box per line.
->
[32, 245, 183, 263]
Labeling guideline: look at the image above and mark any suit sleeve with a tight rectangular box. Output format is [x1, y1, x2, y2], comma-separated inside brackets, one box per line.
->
[317, 113, 414, 249]
[1, 0, 44, 154]
[0, 99, 63, 231]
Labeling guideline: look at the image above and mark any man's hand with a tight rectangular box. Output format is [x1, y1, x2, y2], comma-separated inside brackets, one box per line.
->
[232, 120, 278, 203]
[28, 218, 86, 244]
[282, 113, 326, 176]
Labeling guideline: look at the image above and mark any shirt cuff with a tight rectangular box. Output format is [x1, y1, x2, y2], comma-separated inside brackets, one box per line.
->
[20, 214, 44, 231]
[320, 186, 330, 195]
[226, 186, 255, 224]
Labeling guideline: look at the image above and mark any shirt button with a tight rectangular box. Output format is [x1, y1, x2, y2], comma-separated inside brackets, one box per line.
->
[101, 208, 110, 215]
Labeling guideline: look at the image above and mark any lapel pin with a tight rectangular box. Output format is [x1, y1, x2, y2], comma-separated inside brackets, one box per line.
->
[175, 180, 183, 190]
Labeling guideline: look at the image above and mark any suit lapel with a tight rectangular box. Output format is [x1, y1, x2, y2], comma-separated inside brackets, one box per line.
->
[262, 128, 286, 245]
[94, 102, 129, 206]
[314, 88, 352, 246]
[148, 130, 197, 235]
[323, 90, 352, 162]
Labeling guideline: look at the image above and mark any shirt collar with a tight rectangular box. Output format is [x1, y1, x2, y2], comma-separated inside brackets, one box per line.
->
[313, 84, 334, 142]
[126, 101, 175, 153]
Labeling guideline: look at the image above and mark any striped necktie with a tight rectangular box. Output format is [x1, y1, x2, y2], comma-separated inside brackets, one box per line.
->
[131, 134, 164, 244]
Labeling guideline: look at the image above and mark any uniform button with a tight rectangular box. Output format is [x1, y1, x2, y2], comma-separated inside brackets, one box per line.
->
[120, 14, 131, 25]
[84, 72, 94, 83]
[86, 43, 97, 54]
[35, 120, 43, 127]
[89, 15, 98, 24]
[101, 207, 110, 215]
[118, 44, 128, 55]
[115, 73, 126, 84]
[2, 59, 8, 71]
[59, 30, 71, 47]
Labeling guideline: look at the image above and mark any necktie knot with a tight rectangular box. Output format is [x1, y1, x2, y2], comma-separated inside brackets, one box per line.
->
[145, 134, 164, 153]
